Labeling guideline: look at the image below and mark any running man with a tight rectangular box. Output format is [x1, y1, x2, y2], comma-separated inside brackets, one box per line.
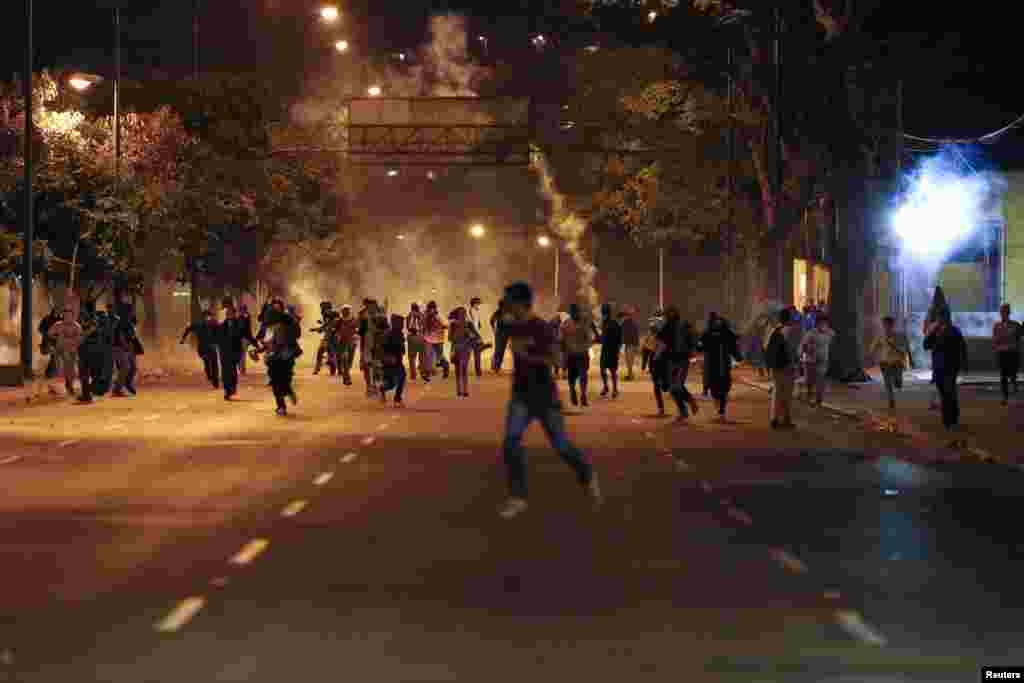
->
[497, 282, 602, 520]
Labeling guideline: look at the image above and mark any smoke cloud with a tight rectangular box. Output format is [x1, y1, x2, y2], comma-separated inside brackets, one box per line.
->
[382, 14, 490, 97]
[532, 152, 600, 309]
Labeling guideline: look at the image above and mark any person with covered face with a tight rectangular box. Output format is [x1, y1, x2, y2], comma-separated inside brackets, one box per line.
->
[181, 310, 220, 389]
[697, 312, 742, 420]
[376, 314, 407, 406]
[496, 282, 602, 520]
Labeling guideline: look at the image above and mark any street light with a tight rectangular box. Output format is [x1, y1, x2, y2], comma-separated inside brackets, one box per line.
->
[68, 76, 94, 91]
[396, 234, 406, 241]
[537, 235, 559, 304]
[469, 224, 486, 239]
[647, 10, 658, 23]
[367, 85, 382, 97]
[334, 39, 349, 53]
[318, 5, 339, 22]
[387, 169, 399, 177]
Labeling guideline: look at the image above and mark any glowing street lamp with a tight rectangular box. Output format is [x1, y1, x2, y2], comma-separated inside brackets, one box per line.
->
[537, 235, 551, 248]
[68, 76, 93, 91]
[387, 169, 399, 177]
[647, 10, 658, 23]
[469, 224, 486, 239]
[319, 5, 339, 22]
[334, 40, 349, 53]
[367, 85, 382, 97]
[396, 234, 406, 240]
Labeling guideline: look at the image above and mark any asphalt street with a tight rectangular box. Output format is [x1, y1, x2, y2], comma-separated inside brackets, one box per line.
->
[0, 362, 1019, 682]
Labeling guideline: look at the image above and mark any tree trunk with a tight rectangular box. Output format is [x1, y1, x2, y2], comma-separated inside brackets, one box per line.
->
[142, 273, 159, 349]
[828, 175, 872, 382]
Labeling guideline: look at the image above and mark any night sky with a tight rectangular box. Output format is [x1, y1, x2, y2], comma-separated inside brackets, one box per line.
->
[2, 1, 1022, 160]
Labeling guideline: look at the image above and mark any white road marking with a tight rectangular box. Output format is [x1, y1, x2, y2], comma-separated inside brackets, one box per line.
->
[58, 439, 81, 448]
[644, 432, 655, 439]
[0, 455, 22, 465]
[229, 539, 269, 566]
[155, 597, 206, 632]
[835, 610, 887, 646]
[142, 414, 161, 422]
[340, 452, 358, 464]
[281, 500, 308, 517]
[660, 451, 673, 458]
[771, 549, 808, 574]
[361, 436, 376, 446]
[314, 472, 334, 486]
[631, 418, 641, 424]
[726, 507, 753, 525]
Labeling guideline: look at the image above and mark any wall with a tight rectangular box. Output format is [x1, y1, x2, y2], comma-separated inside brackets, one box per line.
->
[1005, 171, 1024, 310]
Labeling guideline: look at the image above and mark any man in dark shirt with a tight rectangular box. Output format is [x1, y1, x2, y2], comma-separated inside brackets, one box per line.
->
[654, 306, 700, 422]
[599, 303, 623, 398]
[181, 310, 220, 388]
[490, 298, 509, 373]
[620, 307, 641, 381]
[923, 316, 969, 447]
[216, 304, 258, 400]
[378, 314, 407, 406]
[497, 281, 601, 520]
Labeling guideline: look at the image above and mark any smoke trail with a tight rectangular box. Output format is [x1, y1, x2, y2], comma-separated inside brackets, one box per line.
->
[379, 14, 489, 97]
[531, 152, 599, 308]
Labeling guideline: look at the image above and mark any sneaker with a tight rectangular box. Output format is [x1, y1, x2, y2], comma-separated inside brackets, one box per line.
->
[600, 387, 609, 397]
[498, 497, 529, 519]
[586, 473, 603, 509]
[112, 389, 125, 397]
[288, 390, 298, 405]
[76, 397, 93, 404]
[276, 407, 287, 416]
[581, 396, 589, 407]
[379, 390, 387, 404]
[569, 393, 578, 407]
[657, 409, 667, 418]
[394, 398, 403, 407]
[612, 390, 619, 399]
[126, 385, 136, 395]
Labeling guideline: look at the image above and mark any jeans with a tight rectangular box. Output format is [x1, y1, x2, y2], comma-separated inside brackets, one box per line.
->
[652, 360, 690, 416]
[112, 348, 137, 392]
[220, 349, 240, 396]
[998, 351, 1020, 400]
[453, 346, 471, 394]
[492, 329, 508, 371]
[880, 364, 903, 405]
[407, 336, 426, 379]
[566, 351, 590, 402]
[381, 364, 406, 402]
[473, 344, 484, 377]
[935, 370, 960, 429]
[200, 347, 219, 387]
[78, 346, 100, 400]
[803, 362, 827, 404]
[268, 357, 295, 410]
[58, 349, 78, 392]
[503, 397, 592, 499]
[337, 343, 355, 381]
[431, 343, 450, 376]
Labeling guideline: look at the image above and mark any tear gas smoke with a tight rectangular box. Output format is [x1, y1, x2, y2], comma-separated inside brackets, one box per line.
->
[531, 152, 600, 308]
[891, 149, 1004, 269]
[382, 14, 489, 97]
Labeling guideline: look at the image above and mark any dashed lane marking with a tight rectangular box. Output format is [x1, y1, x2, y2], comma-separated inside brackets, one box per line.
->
[631, 418, 641, 424]
[340, 452, 358, 464]
[361, 436, 376, 446]
[771, 548, 809, 574]
[726, 507, 753, 525]
[155, 597, 206, 632]
[835, 610, 887, 646]
[230, 539, 269, 566]
[142, 414, 161, 422]
[58, 439, 81, 448]
[281, 500, 308, 517]
[0, 455, 23, 465]
[314, 472, 334, 486]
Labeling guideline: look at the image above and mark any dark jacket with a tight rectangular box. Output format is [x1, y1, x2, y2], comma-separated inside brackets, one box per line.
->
[924, 324, 968, 376]
[601, 318, 623, 350]
[217, 317, 258, 355]
[698, 326, 742, 384]
[380, 329, 406, 367]
[181, 320, 218, 350]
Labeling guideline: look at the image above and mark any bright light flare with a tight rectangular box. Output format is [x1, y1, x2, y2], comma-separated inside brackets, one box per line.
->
[367, 85, 382, 97]
[68, 77, 92, 91]
[647, 10, 658, 23]
[537, 235, 551, 247]
[387, 169, 399, 177]
[396, 234, 406, 240]
[319, 5, 340, 22]
[469, 224, 486, 239]
[334, 40, 349, 53]
[891, 156, 992, 262]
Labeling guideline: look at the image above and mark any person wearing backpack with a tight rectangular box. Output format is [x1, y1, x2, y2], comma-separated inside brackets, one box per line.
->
[766, 308, 801, 429]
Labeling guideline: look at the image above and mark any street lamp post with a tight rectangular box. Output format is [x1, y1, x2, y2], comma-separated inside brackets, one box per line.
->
[21, 0, 34, 379]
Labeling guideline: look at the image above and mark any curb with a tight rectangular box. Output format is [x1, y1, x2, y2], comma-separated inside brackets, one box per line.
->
[737, 378, 1005, 468]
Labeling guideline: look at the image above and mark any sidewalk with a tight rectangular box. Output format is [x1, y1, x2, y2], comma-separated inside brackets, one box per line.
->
[733, 365, 1023, 467]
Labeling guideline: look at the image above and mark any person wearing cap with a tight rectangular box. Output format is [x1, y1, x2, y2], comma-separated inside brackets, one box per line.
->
[496, 281, 602, 520]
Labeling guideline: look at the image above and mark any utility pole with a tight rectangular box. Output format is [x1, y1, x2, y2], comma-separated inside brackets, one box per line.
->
[21, 0, 34, 380]
[772, 5, 785, 304]
[727, 43, 736, 320]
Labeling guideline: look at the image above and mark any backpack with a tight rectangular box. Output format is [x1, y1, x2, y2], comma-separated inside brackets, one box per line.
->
[766, 327, 791, 370]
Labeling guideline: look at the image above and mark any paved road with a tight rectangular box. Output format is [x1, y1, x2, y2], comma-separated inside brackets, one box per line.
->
[0, 366, 1018, 681]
